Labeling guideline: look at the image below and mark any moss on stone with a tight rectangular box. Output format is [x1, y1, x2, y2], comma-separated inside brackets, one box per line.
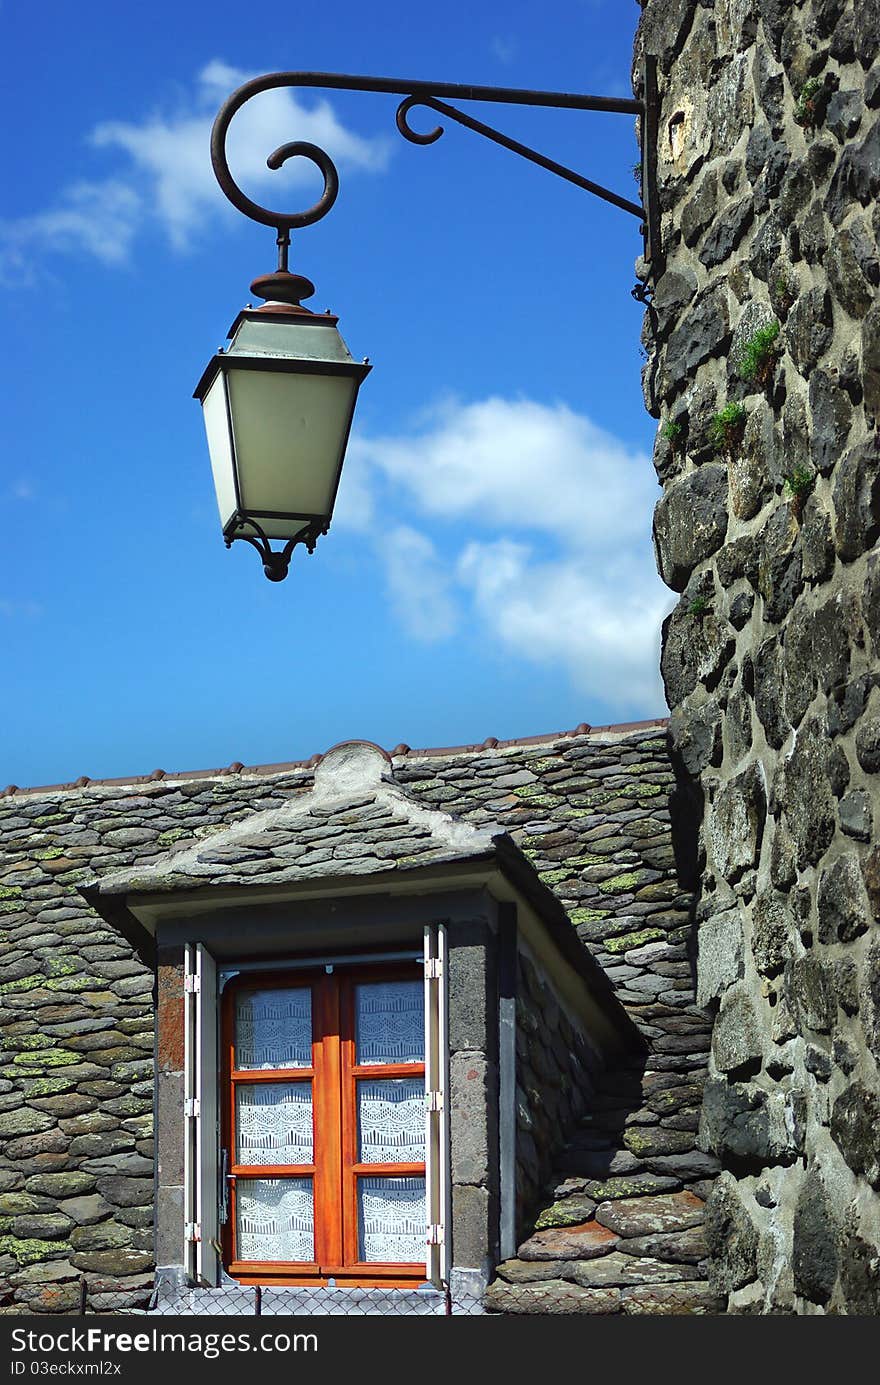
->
[33, 848, 65, 861]
[569, 907, 612, 924]
[0, 972, 93, 996]
[1, 1034, 52, 1052]
[45, 958, 76, 978]
[622, 1130, 652, 1154]
[533, 1196, 598, 1230]
[603, 927, 665, 954]
[32, 815, 67, 827]
[511, 787, 562, 808]
[12, 1048, 79, 1069]
[0, 901, 24, 914]
[0, 885, 22, 900]
[0, 975, 43, 995]
[42, 976, 94, 994]
[18, 1077, 75, 1097]
[583, 1176, 662, 1200]
[538, 867, 573, 885]
[0, 1234, 70, 1266]
[596, 871, 644, 895]
[568, 790, 615, 807]
[156, 829, 192, 846]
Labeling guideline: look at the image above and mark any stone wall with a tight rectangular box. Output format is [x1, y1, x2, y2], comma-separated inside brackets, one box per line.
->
[515, 947, 603, 1231]
[636, 0, 880, 1312]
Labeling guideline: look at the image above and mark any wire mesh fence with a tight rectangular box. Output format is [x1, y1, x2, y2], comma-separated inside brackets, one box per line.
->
[70, 1276, 483, 1316]
[148, 1282, 457, 1316]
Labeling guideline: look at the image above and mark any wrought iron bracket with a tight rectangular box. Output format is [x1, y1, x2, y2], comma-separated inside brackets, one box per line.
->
[224, 514, 325, 582]
[210, 59, 662, 275]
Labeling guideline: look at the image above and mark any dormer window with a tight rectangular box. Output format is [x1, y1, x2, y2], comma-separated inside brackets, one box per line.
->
[86, 739, 636, 1312]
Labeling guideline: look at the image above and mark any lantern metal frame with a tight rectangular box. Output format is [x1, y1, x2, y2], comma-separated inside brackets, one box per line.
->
[194, 308, 371, 581]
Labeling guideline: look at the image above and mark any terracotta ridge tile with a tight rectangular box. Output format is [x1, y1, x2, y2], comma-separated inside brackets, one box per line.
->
[1, 718, 669, 798]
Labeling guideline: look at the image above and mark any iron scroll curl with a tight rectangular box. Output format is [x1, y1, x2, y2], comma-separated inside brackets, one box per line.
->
[211, 92, 339, 233]
[395, 95, 444, 146]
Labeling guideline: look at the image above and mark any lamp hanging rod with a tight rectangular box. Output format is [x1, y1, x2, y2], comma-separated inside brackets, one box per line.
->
[210, 65, 660, 261]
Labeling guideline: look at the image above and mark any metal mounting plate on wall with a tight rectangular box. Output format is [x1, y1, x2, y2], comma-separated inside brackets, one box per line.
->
[641, 54, 662, 268]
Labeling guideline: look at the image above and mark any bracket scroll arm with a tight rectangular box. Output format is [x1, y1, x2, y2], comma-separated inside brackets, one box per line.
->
[209, 64, 662, 270]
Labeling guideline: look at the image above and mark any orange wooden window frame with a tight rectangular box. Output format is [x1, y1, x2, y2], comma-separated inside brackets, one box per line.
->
[221, 963, 427, 1287]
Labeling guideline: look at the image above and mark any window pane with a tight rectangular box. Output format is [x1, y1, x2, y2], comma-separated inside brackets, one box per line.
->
[236, 1083, 313, 1166]
[235, 987, 312, 1070]
[357, 1176, 426, 1263]
[355, 981, 424, 1065]
[357, 1079, 425, 1164]
[236, 1178, 314, 1262]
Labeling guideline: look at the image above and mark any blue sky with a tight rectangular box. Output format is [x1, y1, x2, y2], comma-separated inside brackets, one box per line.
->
[0, 0, 670, 788]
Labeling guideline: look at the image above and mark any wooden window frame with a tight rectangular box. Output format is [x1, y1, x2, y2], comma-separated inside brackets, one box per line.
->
[221, 962, 427, 1288]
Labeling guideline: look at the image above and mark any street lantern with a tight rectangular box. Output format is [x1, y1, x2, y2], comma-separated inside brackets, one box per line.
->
[195, 137, 370, 581]
[202, 71, 659, 581]
[194, 277, 370, 582]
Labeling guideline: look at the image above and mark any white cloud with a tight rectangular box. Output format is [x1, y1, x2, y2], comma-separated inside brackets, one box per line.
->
[344, 395, 671, 710]
[330, 442, 376, 533]
[353, 396, 654, 550]
[1, 61, 392, 274]
[0, 181, 141, 282]
[382, 526, 458, 641]
[457, 538, 669, 710]
[92, 61, 391, 251]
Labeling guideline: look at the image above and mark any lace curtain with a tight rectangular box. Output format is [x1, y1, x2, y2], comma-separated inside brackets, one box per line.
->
[358, 1177, 426, 1262]
[357, 1078, 425, 1163]
[236, 1178, 314, 1262]
[355, 981, 424, 1064]
[236, 1082, 313, 1165]
[235, 987, 312, 1069]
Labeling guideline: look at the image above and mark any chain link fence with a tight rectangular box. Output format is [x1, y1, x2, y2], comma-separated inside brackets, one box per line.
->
[71, 1277, 485, 1316]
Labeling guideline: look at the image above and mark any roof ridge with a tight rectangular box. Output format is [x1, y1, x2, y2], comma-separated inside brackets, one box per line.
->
[1, 717, 669, 799]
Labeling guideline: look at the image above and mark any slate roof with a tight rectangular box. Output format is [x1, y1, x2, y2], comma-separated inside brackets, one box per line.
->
[80, 740, 639, 1046]
[1, 720, 694, 1030]
[83, 741, 503, 898]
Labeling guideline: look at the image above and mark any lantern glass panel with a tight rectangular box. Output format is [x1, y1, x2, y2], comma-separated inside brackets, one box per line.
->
[233, 318, 354, 364]
[201, 373, 238, 532]
[227, 368, 358, 524]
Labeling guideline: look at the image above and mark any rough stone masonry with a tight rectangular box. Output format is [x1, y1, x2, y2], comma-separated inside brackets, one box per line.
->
[635, 0, 880, 1312]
